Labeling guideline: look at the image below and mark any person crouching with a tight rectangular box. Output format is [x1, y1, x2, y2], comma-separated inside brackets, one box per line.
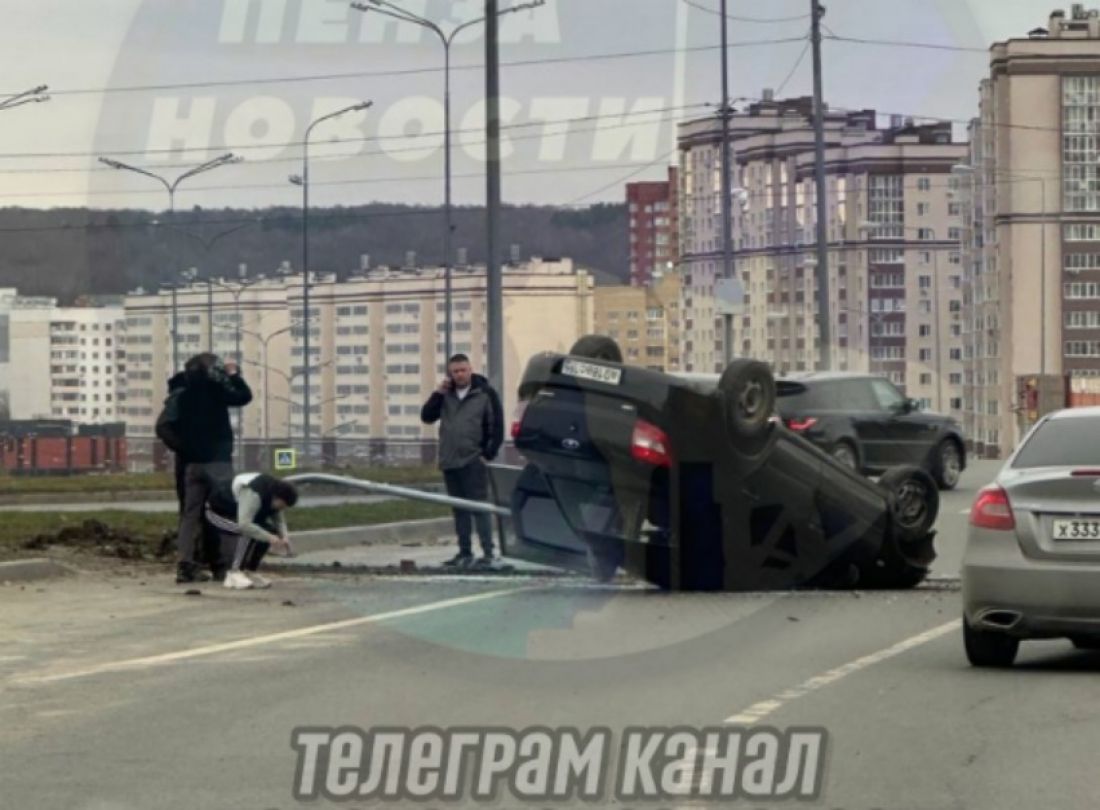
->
[205, 473, 298, 590]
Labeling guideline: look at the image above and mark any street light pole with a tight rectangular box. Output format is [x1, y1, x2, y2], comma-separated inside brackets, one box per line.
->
[718, 0, 736, 366]
[350, 0, 543, 367]
[99, 153, 243, 370]
[810, 0, 831, 371]
[291, 102, 372, 466]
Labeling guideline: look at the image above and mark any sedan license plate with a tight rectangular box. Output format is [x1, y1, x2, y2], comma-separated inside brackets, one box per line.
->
[1053, 518, 1100, 540]
[561, 358, 622, 385]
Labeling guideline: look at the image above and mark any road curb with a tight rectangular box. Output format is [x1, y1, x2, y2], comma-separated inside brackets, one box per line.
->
[0, 558, 75, 584]
[290, 517, 454, 553]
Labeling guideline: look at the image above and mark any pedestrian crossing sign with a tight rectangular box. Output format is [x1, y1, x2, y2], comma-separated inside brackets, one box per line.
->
[274, 448, 297, 470]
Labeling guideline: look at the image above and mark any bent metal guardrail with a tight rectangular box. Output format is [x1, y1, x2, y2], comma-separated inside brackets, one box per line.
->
[284, 472, 512, 517]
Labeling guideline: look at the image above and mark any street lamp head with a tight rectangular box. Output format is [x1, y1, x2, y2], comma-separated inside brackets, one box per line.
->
[352, 101, 374, 112]
[289, 174, 304, 186]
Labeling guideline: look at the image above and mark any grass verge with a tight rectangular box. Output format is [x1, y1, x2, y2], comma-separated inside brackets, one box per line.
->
[0, 465, 441, 496]
[0, 500, 450, 560]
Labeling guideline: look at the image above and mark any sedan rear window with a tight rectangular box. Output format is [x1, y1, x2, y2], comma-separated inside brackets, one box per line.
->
[776, 379, 877, 413]
[1011, 417, 1100, 468]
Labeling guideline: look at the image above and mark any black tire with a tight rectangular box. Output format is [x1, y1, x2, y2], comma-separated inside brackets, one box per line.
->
[879, 465, 940, 544]
[831, 441, 859, 472]
[569, 335, 623, 363]
[718, 359, 776, 442]
[932, 439, 963, 491]
[964, 620, 1019, 667]
[587, 539, 624, 583]
[857, 466, 939, 589]
[857, 540, 930, 590]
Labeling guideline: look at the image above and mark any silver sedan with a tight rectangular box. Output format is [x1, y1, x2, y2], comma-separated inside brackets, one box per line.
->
[962, 406, 1100, 667]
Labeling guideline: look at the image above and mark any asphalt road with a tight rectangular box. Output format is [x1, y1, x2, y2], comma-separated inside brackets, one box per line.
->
[8, 457, 1097, 810]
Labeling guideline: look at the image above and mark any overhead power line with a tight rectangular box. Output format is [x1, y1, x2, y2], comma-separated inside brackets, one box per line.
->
[0, 37, 807, 99]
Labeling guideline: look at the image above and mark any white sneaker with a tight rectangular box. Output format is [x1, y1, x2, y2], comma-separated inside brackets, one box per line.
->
[247, 572, 272, 589]
[223, 570, 254, 590]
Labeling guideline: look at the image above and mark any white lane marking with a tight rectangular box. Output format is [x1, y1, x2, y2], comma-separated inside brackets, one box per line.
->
[724, 620, 959, 725]
[16, 588, 525, 686]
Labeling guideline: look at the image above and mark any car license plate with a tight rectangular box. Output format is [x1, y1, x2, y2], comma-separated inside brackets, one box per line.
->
[1053, 519, 1100, 540]
[561, 358, 622, 385]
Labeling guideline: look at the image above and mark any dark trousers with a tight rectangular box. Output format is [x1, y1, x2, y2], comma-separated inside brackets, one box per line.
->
[443, 461, 494, 556]
[177, 461, 233, 566]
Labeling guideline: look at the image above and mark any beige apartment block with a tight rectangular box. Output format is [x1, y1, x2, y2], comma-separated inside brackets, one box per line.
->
[959, 6, 1100, 459]
[677, 95, 966, 415]
[2, 295, 126, 425]
[593, 273, 682, 372]
[122, 258, 594, 469]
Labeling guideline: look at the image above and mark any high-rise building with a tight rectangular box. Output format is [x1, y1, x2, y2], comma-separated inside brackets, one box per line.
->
[959, 6, 1100, 459]
[593, 272, 682, 371]
[122, 258, 594, 470]
[627, 167, 679, 287]
[0, 290, 126, 425]
[678, 96, 967, 415]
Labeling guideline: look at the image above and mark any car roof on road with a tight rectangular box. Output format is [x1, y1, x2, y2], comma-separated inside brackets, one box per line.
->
[1046, 406, 1100, 420]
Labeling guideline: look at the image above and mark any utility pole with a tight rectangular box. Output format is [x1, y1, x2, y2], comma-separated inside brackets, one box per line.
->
[486, 0, 504, 396]
[719, 0, 736, 366]
[810, 0, 831, 370]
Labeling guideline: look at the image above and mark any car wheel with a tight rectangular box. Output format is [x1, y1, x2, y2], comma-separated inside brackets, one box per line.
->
[933, 440, 962, 491]
[569, 335, 623, 363]
[879, 465, 940, 543]
[586, 539, 624, 583]
[831, 441, 859, 471]
[964, 620, 1019, 667]
[718, 359, 776, 442]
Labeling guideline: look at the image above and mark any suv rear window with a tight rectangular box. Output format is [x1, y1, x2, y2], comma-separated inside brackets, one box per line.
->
[777, 379, 876, 413]
[1011, 417, 1100, 468]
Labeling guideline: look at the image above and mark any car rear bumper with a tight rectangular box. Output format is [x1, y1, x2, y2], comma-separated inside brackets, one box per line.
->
[963, 528, 1100, 637]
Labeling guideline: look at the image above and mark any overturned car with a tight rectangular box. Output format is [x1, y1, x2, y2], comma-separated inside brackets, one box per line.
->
[504, 336, 940, 591]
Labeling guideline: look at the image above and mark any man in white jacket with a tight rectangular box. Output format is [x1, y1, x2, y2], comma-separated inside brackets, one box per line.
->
[205, 473, 298, 590]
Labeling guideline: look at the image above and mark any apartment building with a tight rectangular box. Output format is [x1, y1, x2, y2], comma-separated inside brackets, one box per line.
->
[627, 168, 680, 287]
[0, 290, 126, 425]
[122, 258, 594, 469]
[959, 5, 1100, 459]
[593, 272, 682, 371]
[677, 95, 967, 415]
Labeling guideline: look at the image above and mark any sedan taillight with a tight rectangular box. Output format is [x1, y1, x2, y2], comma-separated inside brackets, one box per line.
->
[785, 417, 818, 432]
[969, 485, 1015, 531]
[631, 419, 672, 468]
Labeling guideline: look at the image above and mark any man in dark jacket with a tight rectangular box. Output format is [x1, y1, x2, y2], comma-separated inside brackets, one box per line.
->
[166, 367, 226, 581]
[421, 354, 504, 568]
[174, 353, 253, 583]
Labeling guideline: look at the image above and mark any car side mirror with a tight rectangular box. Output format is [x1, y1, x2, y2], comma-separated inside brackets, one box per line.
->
[904, 398, 920, 413]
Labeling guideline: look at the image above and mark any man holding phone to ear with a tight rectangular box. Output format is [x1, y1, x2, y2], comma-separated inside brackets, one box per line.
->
[421, 353, 504, 569]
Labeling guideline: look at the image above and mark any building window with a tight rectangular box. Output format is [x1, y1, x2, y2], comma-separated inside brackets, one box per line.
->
[1064, 77, 1100, 211]
[917, 177, 931, 192]
[867, 175, 904, 239]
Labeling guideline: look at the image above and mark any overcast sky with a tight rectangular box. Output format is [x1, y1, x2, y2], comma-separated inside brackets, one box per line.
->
[0, 0, 1060, 211]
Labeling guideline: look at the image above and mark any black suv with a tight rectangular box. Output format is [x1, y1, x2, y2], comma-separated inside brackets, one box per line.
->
[775, 373, 966, 490]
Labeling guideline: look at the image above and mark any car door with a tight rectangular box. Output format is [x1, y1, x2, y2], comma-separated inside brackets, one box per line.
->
[844, 379, 892, 468]
[867, 378, 931, 466]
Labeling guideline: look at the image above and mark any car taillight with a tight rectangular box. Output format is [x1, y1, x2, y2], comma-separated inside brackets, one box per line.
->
[785, 417, 818, 432]
[969, 485, 1015, 531]
[1071, 469, 1100, 477]
[510, 400, 528, 439]
[631, 419, 672, 468]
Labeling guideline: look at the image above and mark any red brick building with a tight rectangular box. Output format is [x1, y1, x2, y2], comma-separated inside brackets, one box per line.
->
[627, 167, 679, 286]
